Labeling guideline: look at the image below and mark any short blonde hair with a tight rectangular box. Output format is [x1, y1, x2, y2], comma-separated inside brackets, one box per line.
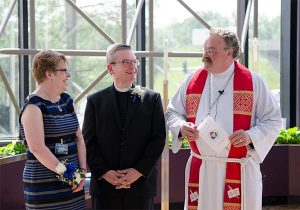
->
[32, 50, 68, 84]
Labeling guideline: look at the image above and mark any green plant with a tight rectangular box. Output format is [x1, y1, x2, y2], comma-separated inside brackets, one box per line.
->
[275, 127, 300, 144]
[0, 141, 26, 156]
[168, 132, 190, 148]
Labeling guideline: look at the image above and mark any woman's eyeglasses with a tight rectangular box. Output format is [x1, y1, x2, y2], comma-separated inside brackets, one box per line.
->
[55, 68, 69, 73]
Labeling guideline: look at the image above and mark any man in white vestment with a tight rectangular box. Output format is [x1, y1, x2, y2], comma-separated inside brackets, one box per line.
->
[166, 28, 282, 210]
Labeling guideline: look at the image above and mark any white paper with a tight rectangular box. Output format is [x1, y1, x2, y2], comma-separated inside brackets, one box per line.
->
[228, 187, 240, 199]
[197, 115, 230, 153]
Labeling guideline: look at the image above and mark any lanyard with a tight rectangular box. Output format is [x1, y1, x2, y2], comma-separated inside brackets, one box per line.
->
[207, 70, 234, 119]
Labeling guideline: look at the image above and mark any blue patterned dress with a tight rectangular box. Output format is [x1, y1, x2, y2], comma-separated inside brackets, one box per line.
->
[19, 93, 86, 210]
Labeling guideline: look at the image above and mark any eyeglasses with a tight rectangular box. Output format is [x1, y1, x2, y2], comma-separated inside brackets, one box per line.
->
[55, 68, 69, 73]
[111, 60, 140, 66]
[203, 47, 230, 55]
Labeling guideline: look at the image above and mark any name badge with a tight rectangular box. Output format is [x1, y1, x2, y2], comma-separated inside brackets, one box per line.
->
[227, 187, 240, 199]
[189, 190, 199, 202]
[55, 139, 68, 155]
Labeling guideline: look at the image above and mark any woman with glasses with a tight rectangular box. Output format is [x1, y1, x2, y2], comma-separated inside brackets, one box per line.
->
[19, 50, 86, 209]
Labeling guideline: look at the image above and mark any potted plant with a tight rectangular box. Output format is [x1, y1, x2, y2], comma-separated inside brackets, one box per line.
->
[275, 127, 300, 144]
[0, 140, 26, 158]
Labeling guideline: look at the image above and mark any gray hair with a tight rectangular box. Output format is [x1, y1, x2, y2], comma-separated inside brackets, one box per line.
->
[209, 28, 240, 59]
[106, 43, 132, 64]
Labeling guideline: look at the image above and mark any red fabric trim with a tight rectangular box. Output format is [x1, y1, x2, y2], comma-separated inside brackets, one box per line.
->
[186, 69, 207, 209]
[223, 61, 253, 209]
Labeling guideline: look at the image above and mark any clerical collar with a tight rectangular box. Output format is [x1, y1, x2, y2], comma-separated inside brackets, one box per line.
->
[114, 83, 132, 92]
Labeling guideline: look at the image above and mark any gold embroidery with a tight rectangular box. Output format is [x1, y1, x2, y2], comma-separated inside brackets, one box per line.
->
[233, 91, 253, 116]
[225, 179, 241, 184]
[186, 94, 201, 118]
[223, 202, 241, 210]
[224, 202, 241, 206]
[224, 202, 241, 210]
[188, 182, 199, 187]
[188, 205, 198, 210]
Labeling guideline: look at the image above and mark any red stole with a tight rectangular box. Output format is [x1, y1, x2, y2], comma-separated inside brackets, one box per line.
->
[185, 61, 253, 210]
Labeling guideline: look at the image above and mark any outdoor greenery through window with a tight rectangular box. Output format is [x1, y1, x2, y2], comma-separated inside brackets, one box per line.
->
[0, 0, 281, 140]
[0, 1, 19, 139]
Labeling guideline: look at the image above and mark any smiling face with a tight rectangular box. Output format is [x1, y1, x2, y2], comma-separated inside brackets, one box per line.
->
[44, 59, 71, 94]
[202, 34, 234, 73]
[53, 60, 71, 93]
[107, 49, 138, 88]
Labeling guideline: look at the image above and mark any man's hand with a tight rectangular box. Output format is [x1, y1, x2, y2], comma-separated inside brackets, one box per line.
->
[102, 170, 125, 186]
[115, 168, 143, 189]
[229, 129, 252, 147]
[180, 122, 199, 141]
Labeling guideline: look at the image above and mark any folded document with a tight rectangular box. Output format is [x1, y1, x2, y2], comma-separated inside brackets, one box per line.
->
[197, 115, 230, 153]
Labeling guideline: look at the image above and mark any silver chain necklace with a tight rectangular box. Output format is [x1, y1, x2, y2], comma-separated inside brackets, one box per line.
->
[40, 88, 62, 112]
[207, 70, 234, 119]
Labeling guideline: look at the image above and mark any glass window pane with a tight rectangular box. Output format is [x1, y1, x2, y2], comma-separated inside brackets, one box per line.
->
[0, 0, 20, 139]
[248, 0, 281, 106]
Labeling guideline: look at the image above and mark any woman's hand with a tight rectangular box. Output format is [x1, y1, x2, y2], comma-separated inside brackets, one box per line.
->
[72, 178, 85, 193]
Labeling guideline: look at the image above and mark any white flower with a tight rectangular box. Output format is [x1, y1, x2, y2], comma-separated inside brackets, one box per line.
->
[74, 171, 83, 185]
[55, 162, 67, 175]
[130, 85, 145, 97]
[56, 159, 85, 188]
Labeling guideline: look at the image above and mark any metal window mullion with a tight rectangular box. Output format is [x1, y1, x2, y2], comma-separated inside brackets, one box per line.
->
[148, 0, 154, 89]
[253, 0, 258, 38]
[126, 0, 145, 45]
[0, 48, 204, 58]
[135, 0, 146, 86]
[0, 65, 19, 114]
[177, 0, 211, 29]
[296, 0, 300, 126]
[121, 0, 127, 44]
[29, 0, 36, 92]
[281, 0, 291, 128]
[0, 0, 18, 38]
[65, 0, 115, 44]
[18, 0, 29, 107]
[240, 0, 253, 54]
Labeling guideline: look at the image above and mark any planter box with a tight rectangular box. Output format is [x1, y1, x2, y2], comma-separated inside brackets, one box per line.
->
[288, 145, 300, 196]
[155, 149, 189, 205]
[261, 145, 289, 197]
[261, 144, 300, 204]
[0, 155, 26, 210]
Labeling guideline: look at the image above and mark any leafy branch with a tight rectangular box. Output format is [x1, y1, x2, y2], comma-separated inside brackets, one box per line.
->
[275, 127, 300, 144]
[0, 141, 26, 156]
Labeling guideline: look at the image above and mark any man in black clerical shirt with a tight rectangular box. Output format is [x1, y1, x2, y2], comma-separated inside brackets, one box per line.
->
[83, 43, 166, 210]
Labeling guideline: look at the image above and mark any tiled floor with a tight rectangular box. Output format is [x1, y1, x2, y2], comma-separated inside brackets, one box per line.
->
[263, 205, 300, 210]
